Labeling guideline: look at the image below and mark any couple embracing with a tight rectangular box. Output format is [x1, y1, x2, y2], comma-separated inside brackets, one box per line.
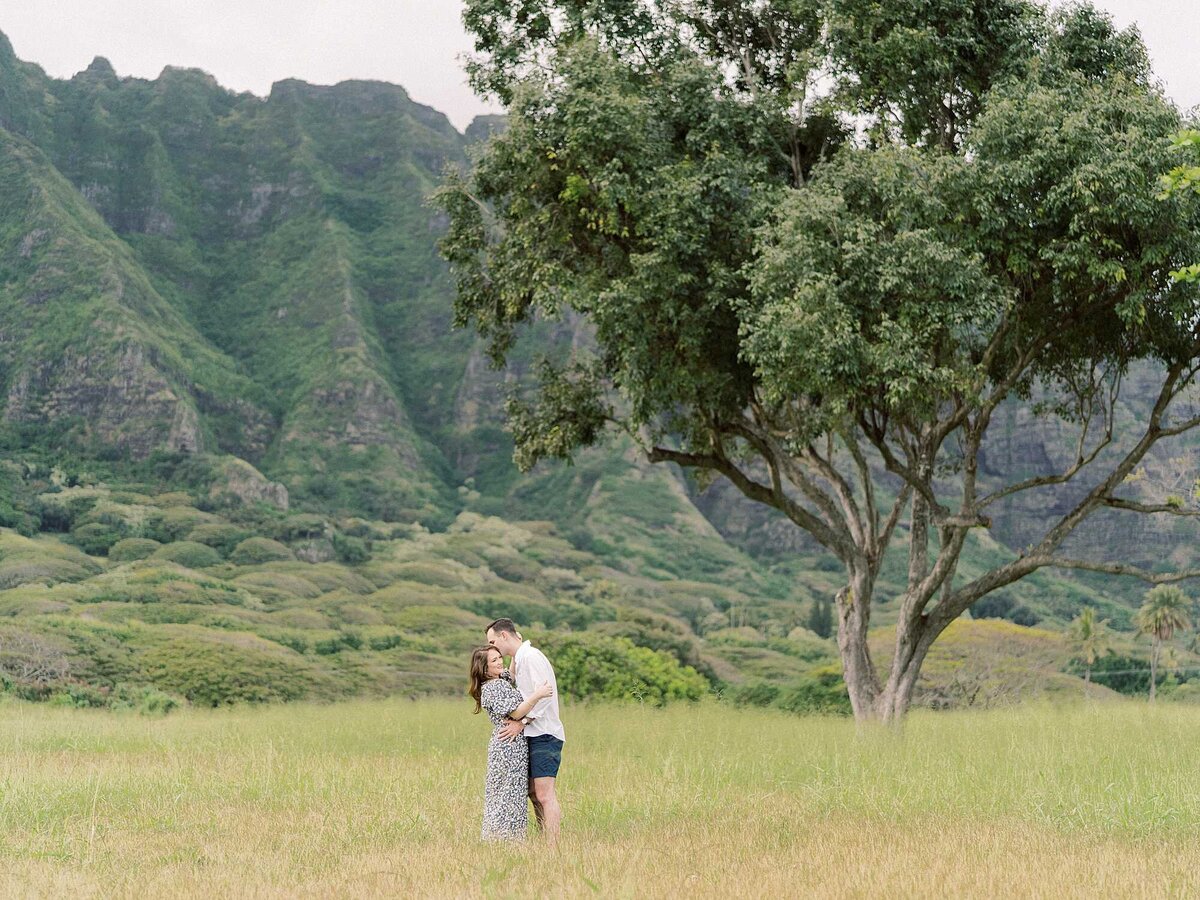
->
[467, 618, 565, 843]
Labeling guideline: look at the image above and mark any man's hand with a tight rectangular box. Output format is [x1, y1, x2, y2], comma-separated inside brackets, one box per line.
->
[498, 719, 524, 742]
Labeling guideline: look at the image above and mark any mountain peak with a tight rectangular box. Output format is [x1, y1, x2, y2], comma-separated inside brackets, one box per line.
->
[157, 65, 221, 89]
[86, 56, 116, 76]
[77, 56, 118, 85]
[0, 30, 14, 68]
[465, 115, 507, 144]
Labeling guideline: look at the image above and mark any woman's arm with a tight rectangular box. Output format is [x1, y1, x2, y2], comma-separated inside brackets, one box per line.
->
[507, 681, 553, 721]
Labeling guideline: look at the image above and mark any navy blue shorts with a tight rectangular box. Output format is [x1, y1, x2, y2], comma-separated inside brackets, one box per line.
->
[527, 735, 564, 779]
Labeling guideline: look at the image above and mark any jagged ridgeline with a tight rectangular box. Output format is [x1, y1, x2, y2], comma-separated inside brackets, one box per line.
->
[0, 32, 478, 520]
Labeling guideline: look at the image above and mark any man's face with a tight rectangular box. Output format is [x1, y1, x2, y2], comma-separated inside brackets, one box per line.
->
[486, 627, 518, 656]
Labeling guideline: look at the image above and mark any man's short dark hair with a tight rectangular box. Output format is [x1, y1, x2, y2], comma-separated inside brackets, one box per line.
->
[486, 617, 518, 636]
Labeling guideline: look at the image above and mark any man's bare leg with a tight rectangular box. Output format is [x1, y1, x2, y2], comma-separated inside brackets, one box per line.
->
[529, 781, 545, 830]
[531, 776, 560, 844]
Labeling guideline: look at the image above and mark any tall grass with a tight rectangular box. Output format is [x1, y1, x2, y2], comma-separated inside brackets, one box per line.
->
[0, 698, 1197, 897]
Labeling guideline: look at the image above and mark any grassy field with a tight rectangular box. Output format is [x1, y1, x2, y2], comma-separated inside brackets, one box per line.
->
[0, 699, 1197, 898]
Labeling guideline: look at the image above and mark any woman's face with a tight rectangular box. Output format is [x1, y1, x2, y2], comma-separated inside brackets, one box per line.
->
[486, 648, 505, 679]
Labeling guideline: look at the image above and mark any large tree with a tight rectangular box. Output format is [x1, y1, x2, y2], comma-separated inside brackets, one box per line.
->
[438, 0, 1200, 721]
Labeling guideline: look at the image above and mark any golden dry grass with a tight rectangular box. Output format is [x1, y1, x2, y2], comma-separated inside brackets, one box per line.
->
[0, 699, 1197, 898]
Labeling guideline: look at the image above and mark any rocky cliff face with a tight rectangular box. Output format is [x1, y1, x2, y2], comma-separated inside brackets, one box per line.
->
[0, 125, 272, 460]
[0, 42, 461, 516]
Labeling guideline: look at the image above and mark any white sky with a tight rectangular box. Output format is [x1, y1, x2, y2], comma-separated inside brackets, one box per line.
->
[0, 1, 1196, 134]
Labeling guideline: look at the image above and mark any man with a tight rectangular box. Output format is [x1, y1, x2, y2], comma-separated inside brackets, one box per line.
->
[485, 617, 564, 843]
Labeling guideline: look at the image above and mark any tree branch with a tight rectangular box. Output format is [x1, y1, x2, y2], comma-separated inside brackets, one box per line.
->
[842, 429, 879, 548]
[734, 413, 863, 549]
[876, 483, 912, 566]
[647, 444, 850, 556]
[1102, 497, 1200, 517]
[1032, 557, 1200, 584]
[978, 430, 1113, 509]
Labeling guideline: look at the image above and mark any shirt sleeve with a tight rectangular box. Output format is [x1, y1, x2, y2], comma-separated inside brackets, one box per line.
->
[481, 679, 521, 718]
[520, 651, 555, 720]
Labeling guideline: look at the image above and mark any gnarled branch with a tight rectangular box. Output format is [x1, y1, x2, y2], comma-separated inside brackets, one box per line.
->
[647, 444, 851, 556]
[1032, 557, 1200, 584]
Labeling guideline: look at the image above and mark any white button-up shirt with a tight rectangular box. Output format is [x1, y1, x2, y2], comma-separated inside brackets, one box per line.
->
[513, 640, 565, 741]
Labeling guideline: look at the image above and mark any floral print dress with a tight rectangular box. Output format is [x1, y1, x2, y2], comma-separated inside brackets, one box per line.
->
[480, 673, 529, 841]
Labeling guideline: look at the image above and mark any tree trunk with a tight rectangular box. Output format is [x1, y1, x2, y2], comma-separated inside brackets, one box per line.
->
[836, 573, 944, 723]
[877, 634, 935, 725]
[1149, 637, 1159, 703]
[1084, 665, 1091, 686]
[836, 569, 880, 719]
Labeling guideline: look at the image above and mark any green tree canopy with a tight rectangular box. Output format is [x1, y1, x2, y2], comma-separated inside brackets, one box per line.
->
[439, 0, 1200, 721]
[1067, 607, 1111, 685]
[1162, 129, 1200, 283]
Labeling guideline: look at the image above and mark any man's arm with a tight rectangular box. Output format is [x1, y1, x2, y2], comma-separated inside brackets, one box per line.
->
[497, 675, 552, 741]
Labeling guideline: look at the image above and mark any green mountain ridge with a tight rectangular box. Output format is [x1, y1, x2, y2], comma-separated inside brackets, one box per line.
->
[0, 43, 467, 514]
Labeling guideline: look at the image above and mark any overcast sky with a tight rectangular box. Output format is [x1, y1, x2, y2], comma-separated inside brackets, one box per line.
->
[0, 1, 1196, 133]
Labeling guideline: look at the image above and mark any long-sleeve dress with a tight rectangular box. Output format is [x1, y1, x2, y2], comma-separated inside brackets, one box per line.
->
[480, 674, 529, 841]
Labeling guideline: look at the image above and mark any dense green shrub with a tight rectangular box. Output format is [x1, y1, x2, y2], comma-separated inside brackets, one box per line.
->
[231, 572, 323, 600]
[0, 557, 97, 589]
[42, 682, 180, 714]
[775, 666, 852, 715]
[972, 592, 1040, 627]
[595, 608, 712, 678]
[387, 562, 464, 588]
[108, 538, 162, 562]
[145, 506, 214, 543]
[0, 467, 36, 535]
[726, 667, 851, 715]
[229, 537, 295, 565]
[460, 595, 547, 627]
[332, 533, 371, 564]
[728, 682, 782, 707]
[486, 552, 541, 583]
[152, 541, 223, 569]
[274, 515, 328, 541]
[340, 519, 377, 539]
[186, 523, 250, 556]
[367, 633, 407, 651]
[543, 633, 708, 705]
[127, 685, 179, 715]
[69, 522, 124, 555]
[139, 636, 321, 705]
[1067, 654, 1154, 695]
[314, 631, 364, 655]
[47, 682, 112, 708]
[35, 492, 101, 532]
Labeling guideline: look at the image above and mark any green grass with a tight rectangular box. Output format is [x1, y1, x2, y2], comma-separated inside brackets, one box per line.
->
[0, 699, 1196, 897]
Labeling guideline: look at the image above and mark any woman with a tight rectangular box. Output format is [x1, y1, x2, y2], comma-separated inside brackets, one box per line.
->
[468, 645, 554, 841]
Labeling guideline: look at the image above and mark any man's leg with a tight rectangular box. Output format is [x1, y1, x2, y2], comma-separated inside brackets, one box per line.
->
[531, 777, 561, 842]
[528, 779, 545, 829]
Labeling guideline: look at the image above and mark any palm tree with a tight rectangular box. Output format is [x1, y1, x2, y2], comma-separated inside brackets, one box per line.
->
[1067, 607, 1111, 687]
[1135, 586, 1193, 702]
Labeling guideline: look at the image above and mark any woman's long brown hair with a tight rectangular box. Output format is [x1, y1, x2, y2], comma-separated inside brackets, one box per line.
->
[467, 646, 497, 713]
